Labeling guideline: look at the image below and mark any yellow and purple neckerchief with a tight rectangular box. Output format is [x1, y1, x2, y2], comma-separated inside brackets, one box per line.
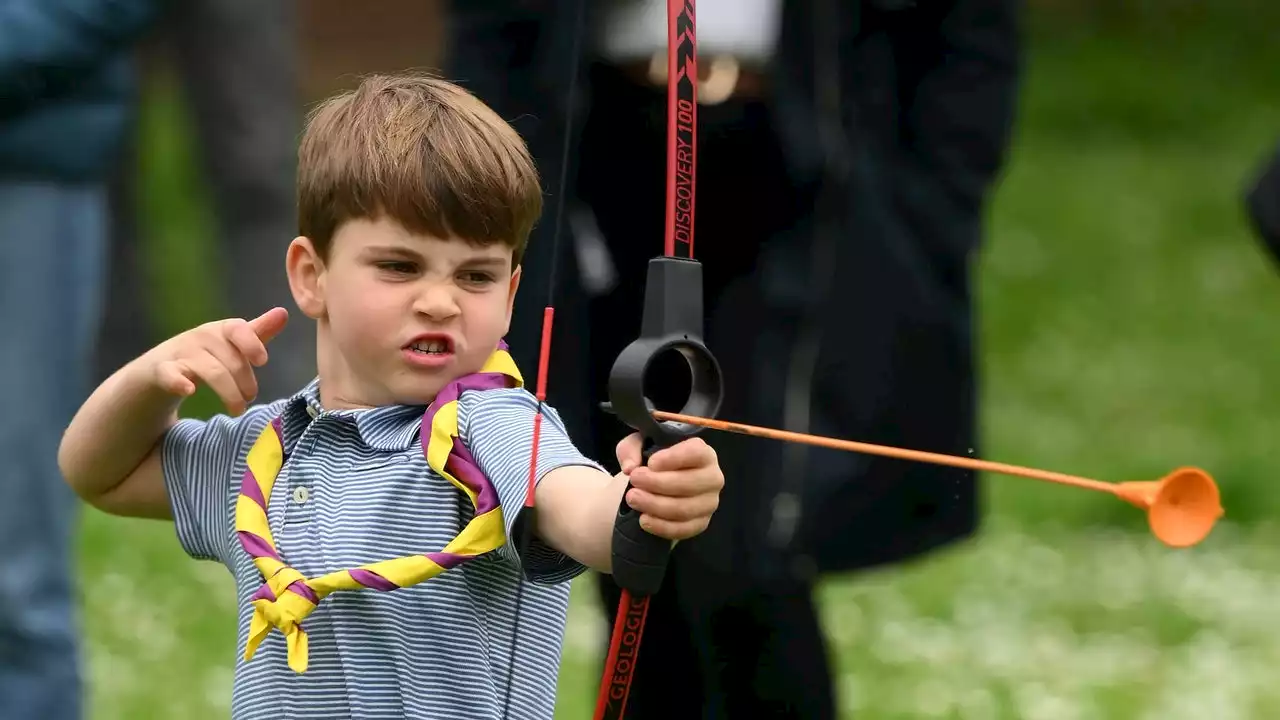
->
[233, 342, 523, 673]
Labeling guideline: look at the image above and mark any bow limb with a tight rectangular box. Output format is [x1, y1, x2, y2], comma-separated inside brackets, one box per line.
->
[593, 1, 721, 718]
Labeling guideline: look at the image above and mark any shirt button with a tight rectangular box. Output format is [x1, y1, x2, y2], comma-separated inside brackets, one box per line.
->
[306, 406, 319, 419]
[292, 486, 310, 505]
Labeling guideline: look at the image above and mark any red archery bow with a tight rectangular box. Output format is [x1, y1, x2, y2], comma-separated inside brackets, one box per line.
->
[504, 1, 707, 717]
[591, 3, 699, 719]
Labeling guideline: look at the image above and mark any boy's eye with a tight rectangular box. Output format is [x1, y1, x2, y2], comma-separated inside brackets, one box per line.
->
[460, 271, 496, 285]
[376, 261, 417, 274]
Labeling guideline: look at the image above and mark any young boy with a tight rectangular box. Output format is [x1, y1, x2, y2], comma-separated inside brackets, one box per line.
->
[58, 74, 725, 719]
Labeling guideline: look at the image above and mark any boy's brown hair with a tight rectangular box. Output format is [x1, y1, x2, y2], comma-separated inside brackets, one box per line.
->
[297, 73, 542, 268]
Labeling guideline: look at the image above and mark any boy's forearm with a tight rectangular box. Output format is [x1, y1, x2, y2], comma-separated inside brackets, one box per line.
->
[533, 466, 630, 574]
[58, 357, 178, 502]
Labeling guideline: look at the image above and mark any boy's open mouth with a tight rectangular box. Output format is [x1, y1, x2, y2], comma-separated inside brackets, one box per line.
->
[405, 334, 454, 356]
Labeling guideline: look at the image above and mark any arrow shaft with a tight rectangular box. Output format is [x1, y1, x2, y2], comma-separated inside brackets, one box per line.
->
[651, 410, 1118, 495]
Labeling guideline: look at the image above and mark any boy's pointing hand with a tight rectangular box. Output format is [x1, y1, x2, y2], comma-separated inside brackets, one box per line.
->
[149, 307, 290, 416]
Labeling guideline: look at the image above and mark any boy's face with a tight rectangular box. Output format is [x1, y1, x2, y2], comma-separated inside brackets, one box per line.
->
[287, 217, 521, 408]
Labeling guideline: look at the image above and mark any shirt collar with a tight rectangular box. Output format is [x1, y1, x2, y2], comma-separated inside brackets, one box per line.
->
[278, 378, 427, 454]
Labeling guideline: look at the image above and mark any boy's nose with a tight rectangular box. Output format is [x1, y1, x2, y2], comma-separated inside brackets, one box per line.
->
[414, 287, 460, 320]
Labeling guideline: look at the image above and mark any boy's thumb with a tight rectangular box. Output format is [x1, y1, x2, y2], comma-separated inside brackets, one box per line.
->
[248, 307, 290, 344]
[615, 432, 645, 474]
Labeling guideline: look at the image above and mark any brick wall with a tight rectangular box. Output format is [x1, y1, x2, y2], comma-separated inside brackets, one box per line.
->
[299, 0, 446, 104]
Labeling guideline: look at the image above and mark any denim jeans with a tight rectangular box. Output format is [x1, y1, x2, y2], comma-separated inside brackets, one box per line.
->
[0, 180, 106, 720]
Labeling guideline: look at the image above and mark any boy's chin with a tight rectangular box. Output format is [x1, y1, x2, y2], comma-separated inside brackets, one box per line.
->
[390, 384, 448, 407]
[386, 358, 494, 405]
[389, 374, 469, 406]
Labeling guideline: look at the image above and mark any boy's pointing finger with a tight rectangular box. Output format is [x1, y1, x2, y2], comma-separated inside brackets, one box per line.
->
[225, 320, 270, 367]
[248, 307, 290, 345]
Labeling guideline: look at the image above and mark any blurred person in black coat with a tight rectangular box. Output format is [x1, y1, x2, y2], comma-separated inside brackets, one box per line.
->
[445, 0, 1021, 717]
[1247, 142, 1280, 267]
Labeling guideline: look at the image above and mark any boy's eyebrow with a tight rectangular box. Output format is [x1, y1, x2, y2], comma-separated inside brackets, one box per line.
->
[362, 245, 424, 260]
[458, 256, 510, 269]
[362, 245, 509, 268]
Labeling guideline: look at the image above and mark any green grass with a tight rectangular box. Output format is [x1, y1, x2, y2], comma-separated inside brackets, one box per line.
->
[79, 13, 1280, 719]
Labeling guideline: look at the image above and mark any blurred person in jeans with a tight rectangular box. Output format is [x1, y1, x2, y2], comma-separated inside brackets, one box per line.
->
[447, 0, 1020, 717]
[0, 1, 164, 717]
[95, 0, 308, 400]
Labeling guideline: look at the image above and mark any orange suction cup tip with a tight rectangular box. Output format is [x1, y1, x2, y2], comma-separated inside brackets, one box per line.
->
[1114, 467, 1223, 548]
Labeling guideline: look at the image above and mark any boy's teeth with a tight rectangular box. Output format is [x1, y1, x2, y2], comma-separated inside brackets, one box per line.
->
[412, 340, 447, 353]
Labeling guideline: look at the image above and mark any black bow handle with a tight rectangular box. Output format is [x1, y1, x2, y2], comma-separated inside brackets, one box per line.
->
[602, 256, 724, 597]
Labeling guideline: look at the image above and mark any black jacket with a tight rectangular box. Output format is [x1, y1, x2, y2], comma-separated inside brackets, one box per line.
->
[446, 0, 1021, 580]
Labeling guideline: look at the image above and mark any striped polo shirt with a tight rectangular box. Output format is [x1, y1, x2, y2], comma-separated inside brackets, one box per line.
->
[161, 377, 606, 719]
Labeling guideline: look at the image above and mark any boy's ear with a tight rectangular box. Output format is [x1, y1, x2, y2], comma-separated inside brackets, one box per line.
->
[286, 236, 327, 319]
[503, 264, 522, 330]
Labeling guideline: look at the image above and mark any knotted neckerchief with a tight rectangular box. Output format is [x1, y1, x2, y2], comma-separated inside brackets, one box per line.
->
[233, 344, 523, 673]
